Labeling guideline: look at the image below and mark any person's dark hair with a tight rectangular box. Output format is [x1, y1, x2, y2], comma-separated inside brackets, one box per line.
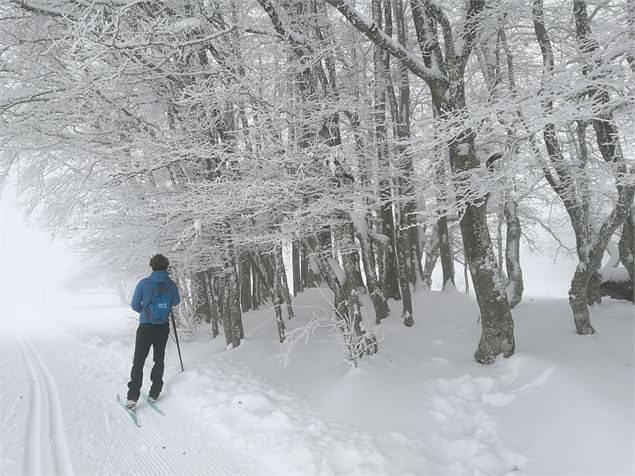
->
[150, 254, 170, 271]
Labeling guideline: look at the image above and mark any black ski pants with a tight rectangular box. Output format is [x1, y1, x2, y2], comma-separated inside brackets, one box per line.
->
[127, 323, 170, 401]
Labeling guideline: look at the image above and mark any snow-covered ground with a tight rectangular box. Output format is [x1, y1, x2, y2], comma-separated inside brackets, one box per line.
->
[1, 282, 633, 476]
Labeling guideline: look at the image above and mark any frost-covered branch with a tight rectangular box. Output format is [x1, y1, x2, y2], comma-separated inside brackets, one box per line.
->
[323, 0, 447, 85]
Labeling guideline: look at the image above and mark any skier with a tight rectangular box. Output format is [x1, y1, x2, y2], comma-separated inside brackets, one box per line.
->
[125, 254, 180, 410]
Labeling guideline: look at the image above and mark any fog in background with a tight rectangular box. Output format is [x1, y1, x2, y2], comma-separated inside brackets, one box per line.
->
[1, 180, 80, 332]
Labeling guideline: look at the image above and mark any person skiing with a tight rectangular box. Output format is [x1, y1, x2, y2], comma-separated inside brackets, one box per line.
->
[126, 254, 180, 410]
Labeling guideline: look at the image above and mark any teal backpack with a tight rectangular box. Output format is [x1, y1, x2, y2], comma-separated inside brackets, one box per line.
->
[148, 282, 172, 324]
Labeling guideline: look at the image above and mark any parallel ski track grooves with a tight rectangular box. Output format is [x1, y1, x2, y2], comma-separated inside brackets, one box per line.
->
[44, 329, 262, 475]
[19, 340, 42, 476]
[111, 397, 257, 475]
[19, 338, 74, 476]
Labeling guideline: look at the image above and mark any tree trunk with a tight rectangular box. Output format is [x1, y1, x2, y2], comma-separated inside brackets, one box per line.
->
[503, 198, 524, 308]
[379, 204, 401, 300]
[422, 224, 440, 288]
[220, 277, 233, 347]
[389, 0, 421, 287]
[395, 168, 414, 326]
[251, 265, 260, 310]
[619, 210, 634, 284]
[356, 218, 390, 323]
[223, 245, 243, 348]
[272, 246, 286, 342]
[349, 241, 365, 289]
[396, 224, 414, 327]
[303, 239, 322, 287]
[208, 274, 220, 338]
[239, 251, 252, 312]
[586, 271, 602, 305]
[227, 266, 243, 347]
[292, 239, 301, 296]
[435, 83, 515, 363]
[437, 215, 455, 289]
[339, 227, 378, 361]
[308, 232, 377, 362]
[275, 244, 294, 319]
[207, 273, 222, 339]
[569, 265, 596, 334]
[372, 0, 401, 301]
[194, 271, 212, 323]
[459, 195, 515, 364]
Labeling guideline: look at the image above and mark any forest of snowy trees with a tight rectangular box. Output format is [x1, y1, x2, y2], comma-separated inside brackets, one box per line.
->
[1, 0, 633, 365]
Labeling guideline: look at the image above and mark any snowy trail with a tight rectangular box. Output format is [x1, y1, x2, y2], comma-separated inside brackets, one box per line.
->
[18, 341, 42, 475]
[18, 338, 74, 475]
[2, 322, 268, 476]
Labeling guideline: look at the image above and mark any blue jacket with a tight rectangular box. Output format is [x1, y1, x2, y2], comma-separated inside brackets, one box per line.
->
[131, 271, 181, 324]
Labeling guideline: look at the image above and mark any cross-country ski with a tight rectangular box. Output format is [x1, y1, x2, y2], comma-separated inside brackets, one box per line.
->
[116, 395, 140, 428]
[142, 394, 166, 415]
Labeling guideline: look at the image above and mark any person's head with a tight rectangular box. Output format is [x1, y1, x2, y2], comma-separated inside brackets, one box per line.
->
[149, 254, 170, 271]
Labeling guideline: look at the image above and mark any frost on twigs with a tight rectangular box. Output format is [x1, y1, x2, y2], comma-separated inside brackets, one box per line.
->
[276, 308, 381, 369]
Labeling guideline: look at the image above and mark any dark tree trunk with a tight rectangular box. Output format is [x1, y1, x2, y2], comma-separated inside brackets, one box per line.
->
[380, 203, 401, 300]
[251, 266, 260, 310]
[619, 211, 634, 284]
[396, 223, 414, 327]
[227, 265, 243, 347]
[239, 252, 252, 312]
[194, 271, 212, 323]
[220, 277, 233, 347]
[437, 215, 455, 289]
[391, 0, 422, 287]
[272, 246, 286, 342]
[222, 244, 243, 348]
[372, 0, 401, 301]
[208, 274, 220, 338]
[292, 239, 302, 296]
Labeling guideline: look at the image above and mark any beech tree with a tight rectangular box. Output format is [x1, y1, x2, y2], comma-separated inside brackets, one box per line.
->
[532, 0, 635, 333]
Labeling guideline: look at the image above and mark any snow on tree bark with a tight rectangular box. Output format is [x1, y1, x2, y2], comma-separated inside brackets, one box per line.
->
[619, 211, 634, 286]
[504, 198, 524, 309]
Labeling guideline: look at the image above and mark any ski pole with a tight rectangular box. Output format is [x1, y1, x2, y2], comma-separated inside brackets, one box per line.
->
[170, 308, 185, 372]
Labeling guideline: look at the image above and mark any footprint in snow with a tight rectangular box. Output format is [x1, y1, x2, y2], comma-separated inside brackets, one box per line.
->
[427, 374, 528, 473]
[421, 357, 452, 368]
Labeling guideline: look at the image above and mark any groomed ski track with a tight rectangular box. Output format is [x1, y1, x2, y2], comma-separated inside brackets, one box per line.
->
[19, 338, 74, 475]
[1, 328, 265, 475]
